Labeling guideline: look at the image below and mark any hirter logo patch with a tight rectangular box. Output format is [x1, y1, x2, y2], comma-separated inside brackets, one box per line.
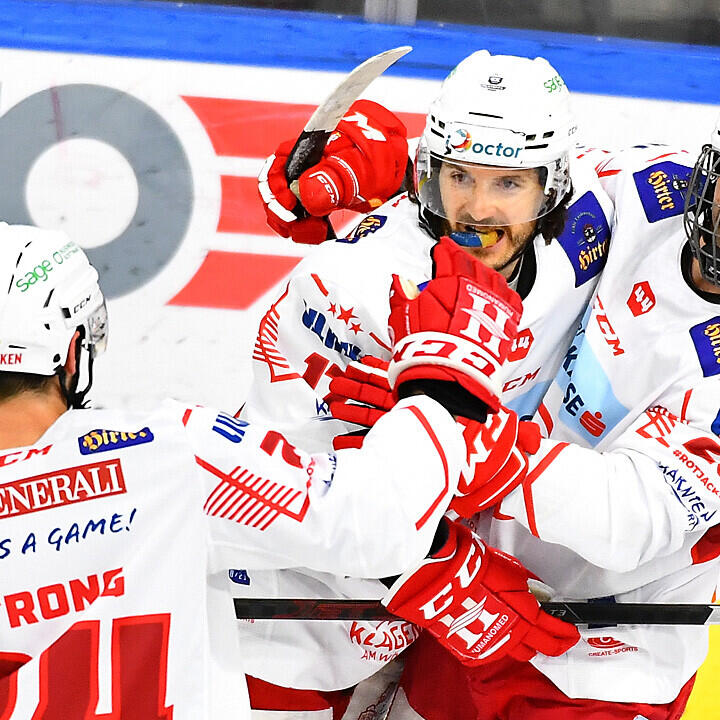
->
[79, 427, 154, 455]
[690, 317, 720, 377]
[556, 191, 610, 287]
[633, 161, 691, 223]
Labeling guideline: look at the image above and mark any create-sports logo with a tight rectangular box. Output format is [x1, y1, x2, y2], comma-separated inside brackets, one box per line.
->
[0, 459, 126, 518]
[586, 635, 639, 657]
[586, 636, 624, 649]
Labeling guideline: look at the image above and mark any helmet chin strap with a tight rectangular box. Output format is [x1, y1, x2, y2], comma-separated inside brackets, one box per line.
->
[55, 328, 95, 409]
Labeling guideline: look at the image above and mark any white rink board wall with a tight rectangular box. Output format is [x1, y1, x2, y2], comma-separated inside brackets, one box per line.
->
[0, 45, 717, 412]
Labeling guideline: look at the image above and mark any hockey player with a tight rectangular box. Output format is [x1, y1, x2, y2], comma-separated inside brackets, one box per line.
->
[248, 50, 612, 716]
[330, 126, 720, 717]
[0, 226, 576, 719]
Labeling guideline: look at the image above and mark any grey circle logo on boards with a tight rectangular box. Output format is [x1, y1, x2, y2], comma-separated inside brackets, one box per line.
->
[0, 84, 194, 297]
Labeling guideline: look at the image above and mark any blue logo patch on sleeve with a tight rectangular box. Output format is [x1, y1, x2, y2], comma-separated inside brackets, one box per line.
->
[351, 214, 387, 238]
[79, 427, 154, 454]
[633, 161, 692, 223]
[229, 569, 250, 585]
[711, 408, 720, 437]
[556, 191, 610, 287]
[690, 317, 720, 377]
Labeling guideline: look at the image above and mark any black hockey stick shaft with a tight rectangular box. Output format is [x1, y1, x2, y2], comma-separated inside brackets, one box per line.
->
[233, 598, 720, 625]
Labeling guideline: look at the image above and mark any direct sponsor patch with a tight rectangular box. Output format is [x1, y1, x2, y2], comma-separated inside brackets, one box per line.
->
[78, 427, 154, 455]
[633, 161, 691, 223]
[556, 191, 610, 287]
[689, 317, 720, 377]
[351, 214, 387, 238]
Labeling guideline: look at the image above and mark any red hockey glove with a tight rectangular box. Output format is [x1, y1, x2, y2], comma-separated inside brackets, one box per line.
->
[257, 138, 331, 244]
[329, 356, 392, 450]
[388, 237, 523, 413]
[257, 99, 408, 244]
[451, 408, 542, 516]
[382, 520, 579, 666]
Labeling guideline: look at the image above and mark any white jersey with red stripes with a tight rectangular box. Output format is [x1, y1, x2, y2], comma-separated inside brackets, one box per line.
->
[0, 395, 462, 718]
[495, 145, 720, 702]
[238, 155, 613, 691]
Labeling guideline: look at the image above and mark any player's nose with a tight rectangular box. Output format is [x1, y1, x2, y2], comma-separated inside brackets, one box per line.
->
[465, 190, 500, 225]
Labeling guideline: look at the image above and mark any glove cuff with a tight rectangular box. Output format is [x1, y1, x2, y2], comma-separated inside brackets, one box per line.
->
[389, 331, 502, 412]
[397, 379, 488, 423]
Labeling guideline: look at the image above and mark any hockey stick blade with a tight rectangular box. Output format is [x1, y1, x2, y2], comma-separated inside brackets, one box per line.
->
[234, 598, 720, 626]
[285, 45, 412, 186]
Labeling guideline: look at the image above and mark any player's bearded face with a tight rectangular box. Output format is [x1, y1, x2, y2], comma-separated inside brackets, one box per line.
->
[438, 163, 543, 276]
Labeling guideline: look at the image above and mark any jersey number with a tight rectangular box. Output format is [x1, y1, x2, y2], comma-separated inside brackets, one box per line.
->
[0, 614, 172, 719]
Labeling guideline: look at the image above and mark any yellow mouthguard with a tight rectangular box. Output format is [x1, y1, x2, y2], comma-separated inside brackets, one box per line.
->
[477, 230, 500, 248]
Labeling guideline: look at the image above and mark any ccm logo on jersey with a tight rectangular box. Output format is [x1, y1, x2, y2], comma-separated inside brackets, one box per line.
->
[556, 191, 610, 287]
[627, 281, 656, 316]
[0, 459, 126, 518]
[690, 317, 720, 377]
[79, 427, 154, 455]
[0, 444, 51, 468]
[633, 161, 691, 223]
[594, 296, 625, 356]
[4, 567, 124, 629]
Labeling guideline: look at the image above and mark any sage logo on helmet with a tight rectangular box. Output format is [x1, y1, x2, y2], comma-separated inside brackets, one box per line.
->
[0, 224, 108, 407]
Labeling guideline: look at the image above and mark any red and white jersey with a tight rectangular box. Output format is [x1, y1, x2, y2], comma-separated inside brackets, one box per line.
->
[238, 155, 613, 690]
[497, 145, 720, 702]
[0, 395, 462, 717]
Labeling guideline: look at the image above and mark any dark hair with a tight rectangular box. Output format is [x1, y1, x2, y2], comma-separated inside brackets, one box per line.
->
[0, 372, 54, 401]
[405, 159, 573, 245]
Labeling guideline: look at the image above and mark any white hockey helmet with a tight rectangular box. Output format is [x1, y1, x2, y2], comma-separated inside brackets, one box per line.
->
[414, 50, 576, 239]
[684, 113, 720, 285]
[0, 224, 107, 403]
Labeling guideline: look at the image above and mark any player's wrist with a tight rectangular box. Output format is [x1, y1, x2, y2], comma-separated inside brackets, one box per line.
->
[397, 379, 488, 423]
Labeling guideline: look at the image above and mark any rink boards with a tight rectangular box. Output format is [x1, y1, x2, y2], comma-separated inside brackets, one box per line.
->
[0, 2, 718, 715]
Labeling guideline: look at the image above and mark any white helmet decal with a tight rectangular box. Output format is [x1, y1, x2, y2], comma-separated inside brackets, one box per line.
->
[0, 224, 107, 376]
